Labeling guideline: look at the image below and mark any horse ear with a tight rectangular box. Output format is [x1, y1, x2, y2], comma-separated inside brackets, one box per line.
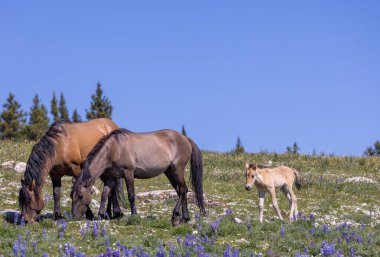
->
[29, 179, 35, 191]
[245, 163, 250, 170]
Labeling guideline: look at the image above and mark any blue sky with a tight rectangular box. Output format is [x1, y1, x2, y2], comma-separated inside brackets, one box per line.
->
[1, 1, 379, 156]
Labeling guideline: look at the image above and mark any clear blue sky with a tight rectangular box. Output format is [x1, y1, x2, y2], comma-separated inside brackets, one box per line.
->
[1, 1, 379, 156]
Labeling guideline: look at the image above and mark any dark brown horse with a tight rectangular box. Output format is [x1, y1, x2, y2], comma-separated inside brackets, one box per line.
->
[19, 119, 123, 223]
[71, 128, 205, 226]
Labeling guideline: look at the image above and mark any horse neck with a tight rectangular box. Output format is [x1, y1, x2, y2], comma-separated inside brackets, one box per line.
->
[85, 138, 116, 187]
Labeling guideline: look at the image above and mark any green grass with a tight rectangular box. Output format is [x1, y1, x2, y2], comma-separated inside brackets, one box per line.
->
[0, 140, 380, 256]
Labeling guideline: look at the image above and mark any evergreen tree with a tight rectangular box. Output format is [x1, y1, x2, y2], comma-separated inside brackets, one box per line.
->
[0, 93, 25, 139]
[50, 92, 60, 122]
[86, 82, 113, 120]
[234, 136, 245, 154]
[364, 140, 380, 156]
[59, 93, 69, 120]
[181, 125, 187, 137]
[25, 95, 50, 140]
[286, 142, 300, 154]
[72, 109, 82, 122]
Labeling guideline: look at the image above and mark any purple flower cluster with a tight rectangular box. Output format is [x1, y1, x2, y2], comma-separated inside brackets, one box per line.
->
[320, 241, 335, 256]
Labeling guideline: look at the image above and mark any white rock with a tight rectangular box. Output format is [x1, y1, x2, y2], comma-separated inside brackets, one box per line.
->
[236, 238, 248, 244]
[235, 217, 243, 224]
[344, 177, 378, 184]
[1, 161, 15, 169]
[14, 162, 26, 173]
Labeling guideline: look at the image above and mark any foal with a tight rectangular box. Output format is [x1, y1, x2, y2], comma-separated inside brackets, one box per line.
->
[244, 163, 301, 222]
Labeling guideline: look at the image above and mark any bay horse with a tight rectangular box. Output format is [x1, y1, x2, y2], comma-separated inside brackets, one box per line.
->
[19, 118, 123, 223]
[71, 128, 205, 226]
[244, 163, 301, 222]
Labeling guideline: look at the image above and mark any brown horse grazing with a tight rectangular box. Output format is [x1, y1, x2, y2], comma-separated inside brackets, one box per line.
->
[71, 128, 205, 226]
[18, 118, 123, 223]
[244, 163, 302, 223]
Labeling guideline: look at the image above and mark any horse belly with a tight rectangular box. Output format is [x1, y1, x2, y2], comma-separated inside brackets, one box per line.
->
[134, 166, 168, 179]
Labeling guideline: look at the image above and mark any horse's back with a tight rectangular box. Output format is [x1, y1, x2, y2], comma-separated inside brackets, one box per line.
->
[60, 119, 119, 163]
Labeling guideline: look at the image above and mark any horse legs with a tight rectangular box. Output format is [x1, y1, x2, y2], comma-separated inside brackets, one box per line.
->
[51, 175, 63, 220]
[124, 170, 137, 215]
[110, 187, 123, 219]
[98, 182, 112, 219]
[288, 186, 298, 221]
[268, 187, 284, 221]
[258, 189, 266, 223]
[177, 168, 190, 224]
[164, 169, 182, 225]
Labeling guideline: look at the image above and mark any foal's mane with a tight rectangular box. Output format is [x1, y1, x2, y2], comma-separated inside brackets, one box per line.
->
[19, 120, 69, 205]
[77, 128, 131, 185]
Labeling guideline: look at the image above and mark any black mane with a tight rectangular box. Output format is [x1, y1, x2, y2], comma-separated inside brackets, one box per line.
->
[79, 128, 130, 183]
[19, 120, 69, 205]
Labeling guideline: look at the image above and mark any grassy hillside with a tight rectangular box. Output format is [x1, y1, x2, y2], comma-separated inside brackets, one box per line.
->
[0, 140, 379, 256]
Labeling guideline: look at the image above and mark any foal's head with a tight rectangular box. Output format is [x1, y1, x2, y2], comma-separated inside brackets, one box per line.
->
[244, 163, 259, 191]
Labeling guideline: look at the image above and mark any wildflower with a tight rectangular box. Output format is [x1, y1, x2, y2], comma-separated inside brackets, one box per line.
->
[80, 227, 85, 238]
[101, 226, 106, 237]
[195, 244, 204, 253]
[320, 241, 335, 256]
[322, 224, 329, 233]
[309, 213, 315, 220]
[310, 241, 315, 247]
[309, 227, 315, 235]
[42, 228, 47, 237]
[280, 226, 285, 238]
[43, 253, 49, 257]
[368, 234, 372, 244]
[350, 247, 355, 257]
[169, 245, 175, 257]
[196, 223, 202, 230]
[304, 246, 308, 254]
[93, 222, 99, 237]
[105, 236, 110, 247]
[177, 236, 181, 245]
[226, 208, 233, 215]
[223, 244, 231, 257]
[13, 241, 18, 256]
[20, 216, 25, 227]
[356, 235, 363, 244]
[233, 249, 239, 257]
[336, 250, 343, 257]
[32, 241, 37, 253]
[195, 213, 201, 221]
[247, 222, 252, 232]
[210, 219, 220, 234]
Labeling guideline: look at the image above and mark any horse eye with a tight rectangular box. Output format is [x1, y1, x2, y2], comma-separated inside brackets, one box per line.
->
[252, 175, 254, 178]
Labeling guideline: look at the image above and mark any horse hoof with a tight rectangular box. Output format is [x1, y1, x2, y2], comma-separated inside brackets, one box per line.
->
[54, 214, 63, 220]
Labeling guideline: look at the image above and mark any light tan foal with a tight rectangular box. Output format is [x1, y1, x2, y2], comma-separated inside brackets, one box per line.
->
[244, 163, 302, 223]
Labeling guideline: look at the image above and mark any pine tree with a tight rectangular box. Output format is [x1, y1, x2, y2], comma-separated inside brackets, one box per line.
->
[86, 82, 113, 120]
[181, 125, 187, 136]
[59, 93, 69, 120]
[364, 140, 380, 156]
[234, 136, 245, 154]
[72, 109, 82, 122]
[292, 142, 299, 154]
[0, 93, 25, 139]
[50, 92, 60, 122]
[25, 95, 50, 140]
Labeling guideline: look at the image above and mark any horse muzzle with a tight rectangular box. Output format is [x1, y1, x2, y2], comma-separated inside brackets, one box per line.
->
[245, 185, 252, 191]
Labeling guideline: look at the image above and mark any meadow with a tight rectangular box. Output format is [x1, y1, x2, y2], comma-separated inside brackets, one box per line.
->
[0, 140, 379, 256]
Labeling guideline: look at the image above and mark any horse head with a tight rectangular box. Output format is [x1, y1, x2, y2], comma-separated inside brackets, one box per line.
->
[19, 179, 44, 223]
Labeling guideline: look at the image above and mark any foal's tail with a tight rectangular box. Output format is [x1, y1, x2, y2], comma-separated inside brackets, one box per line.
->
[187, 137, 206, 215]
[293, 169, 302, 191]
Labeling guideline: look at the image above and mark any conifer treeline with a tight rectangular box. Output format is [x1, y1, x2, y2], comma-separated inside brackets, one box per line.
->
[0, 82, 112, 140]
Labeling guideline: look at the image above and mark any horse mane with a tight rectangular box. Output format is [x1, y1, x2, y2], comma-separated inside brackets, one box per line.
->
[78, 128, 131, 183]
[20, 120, 69, 204]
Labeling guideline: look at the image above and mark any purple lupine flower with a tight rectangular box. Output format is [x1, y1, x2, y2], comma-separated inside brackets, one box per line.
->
[322, 224, 329, 233]
[105, 236, 110, 247]
[210, 219, 220, 234]
[93, 222, 99, 237]
[112, 249, 120, 257]
[280, 226, 285, 238]
[320, 241, 335, 256]
[368, 234, 372, 244]
[337, 237, 342, 244]
[184, 250, 190, 257]
[310, 241, 315, 247]
[309, 213, 315, 220]
[195, 213, 201, 221]
[101, 226, 106, 237]
[80, 227, 85, 238]
[20, 216, 25, 227]
[196, 223, 202, 230]
[177, 236, 181, 245]
[43, 253, 49, 257]
[356, 235, 363, 244]
[195, 244, 204, 253]
[304, 246, 308, 254]
[13, 241, 18, 256]
[32, 241, 37, 253]
[226, 208, 233, 215]
[346, 234, 350, 244]
[257, 254, 262, 257]
[350, 247, 354, 257]
[169, 245, 175, 257]
[309, 227, 315, 235]
[336, 250, 343, 257]
[248, 223, 252, 232]
[42, 228, 47, 237]
[233, 249, 239, 257]
[223, 244, 231, 257]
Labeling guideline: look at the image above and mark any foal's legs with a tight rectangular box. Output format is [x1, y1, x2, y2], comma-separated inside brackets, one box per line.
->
[268, 187, 284, 221]
[98, 182, 112, 219]
[110, 185, 123, 219]
[288, 185, 298, 221]
[258, 189, 266, 223]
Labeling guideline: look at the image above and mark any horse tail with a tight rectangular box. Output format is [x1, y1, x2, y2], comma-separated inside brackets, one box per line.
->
[293, 169, 302, 191]
[187, 137, 206, 215]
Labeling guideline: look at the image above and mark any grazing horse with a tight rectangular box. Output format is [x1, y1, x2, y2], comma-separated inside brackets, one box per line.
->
[19, 119, 123, 223]
[244, 163, 301, 222]
[71, 128, 205, 226]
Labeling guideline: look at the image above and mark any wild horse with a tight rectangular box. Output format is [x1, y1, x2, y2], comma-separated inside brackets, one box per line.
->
[71, 128, 205, 226]
[19, 118, 123, 223]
